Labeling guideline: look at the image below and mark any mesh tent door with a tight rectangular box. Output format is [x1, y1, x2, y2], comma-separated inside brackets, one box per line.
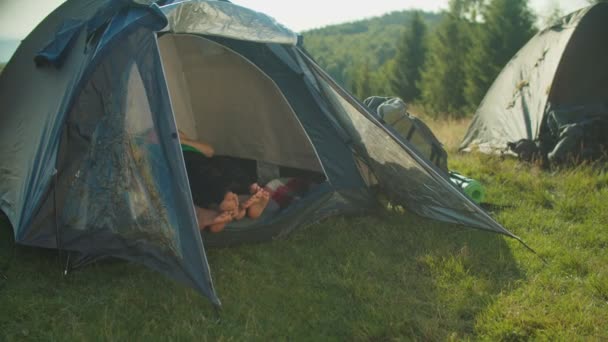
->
[46, 27, 219, 304]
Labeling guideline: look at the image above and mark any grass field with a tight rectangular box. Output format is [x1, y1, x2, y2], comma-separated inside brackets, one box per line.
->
[1, 119, 607, 340]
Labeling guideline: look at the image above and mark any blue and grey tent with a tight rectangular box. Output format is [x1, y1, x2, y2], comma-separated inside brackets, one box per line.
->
[0, 0, 520, 306]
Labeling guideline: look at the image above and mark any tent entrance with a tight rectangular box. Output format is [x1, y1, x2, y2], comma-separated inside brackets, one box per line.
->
[157, 34, 324, 177]
[549, 7, 608, 107]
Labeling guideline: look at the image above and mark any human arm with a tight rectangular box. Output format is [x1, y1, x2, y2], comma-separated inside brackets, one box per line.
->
[178, 130, 215, 158]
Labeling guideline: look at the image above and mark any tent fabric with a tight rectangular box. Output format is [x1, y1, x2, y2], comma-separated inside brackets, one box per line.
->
[52, 27, 218, 304]
[1, 0, 220, 305]
[34, 19, 84, 68]
[0, 0, 103, 236]
[160, 1, 298, 45]
[206, 37, 368, 190]
[460, 3, 608, 155]
[157, 34, 323, 171]
[1, 0, 519, 305]
[309, 65, 513, 236]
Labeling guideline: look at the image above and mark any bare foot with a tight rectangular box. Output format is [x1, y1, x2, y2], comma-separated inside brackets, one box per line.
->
[240, 188, 261, 210]
[234, 207, 247, 220]
[249, 183, 262, 194]
[209, 211, 233, 233]
[195, 207, 233, 233]
[219, 192, 238, 214]
[218, 191, 248, 220]
[246, 189, 270, 219]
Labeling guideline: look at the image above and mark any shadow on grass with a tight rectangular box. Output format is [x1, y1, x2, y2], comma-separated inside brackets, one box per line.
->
[196, 211, 524, 340]
[0, 209, 524, 340]
[480, 202, 517, 213]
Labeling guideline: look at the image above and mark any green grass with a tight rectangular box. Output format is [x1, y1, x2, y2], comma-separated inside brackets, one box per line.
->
[1, 153, 607, 340]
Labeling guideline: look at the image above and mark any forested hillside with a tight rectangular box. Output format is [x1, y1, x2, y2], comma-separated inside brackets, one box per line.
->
[302, 11, 441, 92]
[302, 0, 539, 118]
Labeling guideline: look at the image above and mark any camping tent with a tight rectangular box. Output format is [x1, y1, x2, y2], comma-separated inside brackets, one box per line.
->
[0, 0, 519, 306]
[460, 3, 608, 161]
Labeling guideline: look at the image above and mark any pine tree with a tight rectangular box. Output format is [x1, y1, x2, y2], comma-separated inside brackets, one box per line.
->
[374, 60, 396, 95]
[463, 0, 536, 110]
[350, 61, 373, 100]
[390, 11, 427, 102]
[419, 0, 478, 117]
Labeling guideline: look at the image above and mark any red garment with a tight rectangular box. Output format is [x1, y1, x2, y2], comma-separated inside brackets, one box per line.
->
[264, 178, 311, 209]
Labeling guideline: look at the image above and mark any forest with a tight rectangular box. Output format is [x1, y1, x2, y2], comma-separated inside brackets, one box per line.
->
[302, 0, 591, 118]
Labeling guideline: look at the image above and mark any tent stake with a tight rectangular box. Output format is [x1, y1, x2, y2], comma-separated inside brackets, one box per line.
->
[52, 170, 73, 276]
[514, 235, 548, 265]
[63, 252, 72, 276]
[213, 304, 222, 324]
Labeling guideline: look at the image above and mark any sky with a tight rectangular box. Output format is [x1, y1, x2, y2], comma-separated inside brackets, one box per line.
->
[234, 0, 589, 31]
[0, 0, 591, 61]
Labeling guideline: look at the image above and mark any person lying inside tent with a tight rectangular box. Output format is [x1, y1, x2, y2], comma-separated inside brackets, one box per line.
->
[178, 130, 271, 233]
